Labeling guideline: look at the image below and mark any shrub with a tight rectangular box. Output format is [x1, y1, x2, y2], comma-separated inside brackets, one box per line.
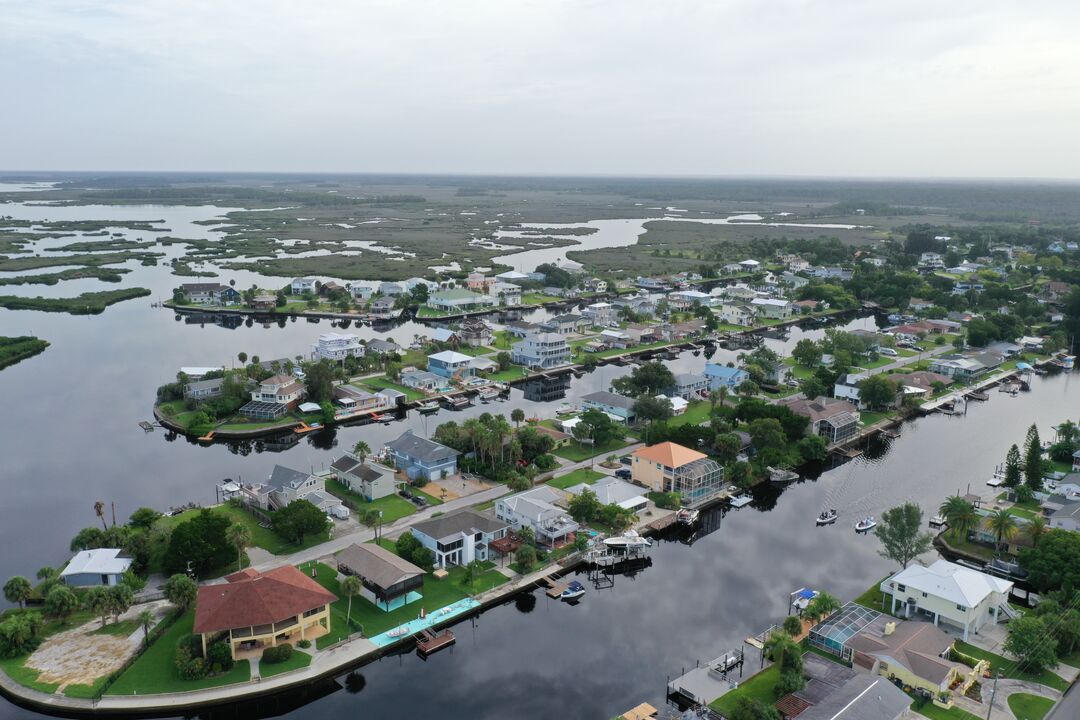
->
[297, 639, 311, 649]
[206, 641, 234, 673]
[174, 636, 209, 680]
[261, 644, 294, 664]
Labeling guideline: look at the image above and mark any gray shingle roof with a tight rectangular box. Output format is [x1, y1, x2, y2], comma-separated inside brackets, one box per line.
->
[582, 391, 636, 411]
[386, 430, 460, 464]
[411, 509, 507, 542]
[336, 543, 423, 589]
[268, 465, 312, 491]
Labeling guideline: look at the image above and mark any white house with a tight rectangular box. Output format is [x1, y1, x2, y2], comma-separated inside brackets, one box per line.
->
[511, 332, 571, 369]
[312, 332, 365, 362]
[667, 290, 713, 310]
[879, 560, 1013, 640]
[717, 301, 756, 326]
[919, 252, 945, 269]
[349, 284, 374, 301]
[291, 278, 317, 295]
[583, 302, 614, 326]
[410, 509, 509, 568]
[494, 486, 579, 547]
[490, 281, 523, 306]
[60, 549, 132, 587]
[739, 259, 761, 270]
[750, 297, 793, 319]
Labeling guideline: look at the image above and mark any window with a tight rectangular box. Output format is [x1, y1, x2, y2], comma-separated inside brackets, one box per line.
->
[956, 604, 967, 612]
[897, 584, 906, 592]
[922, 592, 927, 598]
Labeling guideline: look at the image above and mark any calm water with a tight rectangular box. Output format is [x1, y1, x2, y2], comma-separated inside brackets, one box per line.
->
[0, 201, 1075, 719]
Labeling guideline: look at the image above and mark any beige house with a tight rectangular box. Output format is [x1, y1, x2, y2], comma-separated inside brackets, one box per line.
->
[631, 442, 723, 506]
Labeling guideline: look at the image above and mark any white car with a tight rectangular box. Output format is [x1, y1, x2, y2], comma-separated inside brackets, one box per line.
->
[879, 348, 898, 357]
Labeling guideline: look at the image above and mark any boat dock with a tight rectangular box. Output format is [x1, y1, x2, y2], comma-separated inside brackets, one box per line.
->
[667, 646, 755, 709]
[415, 628, 455, 655]
[539, 575, 571, 598]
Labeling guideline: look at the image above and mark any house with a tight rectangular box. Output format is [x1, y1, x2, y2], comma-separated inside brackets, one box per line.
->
[331, 453, 397, 501]
[336, 543, 424, 612]
[807, 266, 852, 281]
[350, 284, 374, 301]
[427, 350, 475, 380]
[779, 271, 810, 288]
[194, 565, 335, 659]
[179, 283, 240, 305]
[614, 294, 656, 315]
[738, 259, 761, 270]
[716, 301, 756, 326]
[404, 277, 435, 292]
[781, 396, 860, 444]
[249, 293, 277, 310]
[886, 371, 953, 400]
[919, 252, 945, 269]
[833, 372, 870, 408]
[400, 368, 447, 392]
[386, 430, 459, 481]
[333, 385, 390, 413]
[458, 317, 493, 347]
[666, 373, 709, 400]
[583, 302, 614, 326]
[465, 272, 494, 293]
[636, 276, 668, 291]
[265, 465, 343, 515]
[60, 549, 132, 587]
[319, 280, 344, 297]
[291, 278, 317, 295]
[495, 486, 579, 547]
[505, 320, 543, 338]
[793, 299, 821, 313]
[599, 328, 633, 349]
[861, 256, 887, 267]
[908, 298, 934, 312]
[511, 333, 571, 369]
[312, 332, 365, 362]
[750, 297, 793, 319]
[564, 476, 648, 514]
[631, 442, 723, 505]
[184, 377, 225, 400]
[428, 327, 459, 345]
[543, 314, 589, 335]
[1017, 335, 1045, 351]
[495, 270, 530, 284]
[584, 277, 608, 293]
[723, 284, 759, 301]
[1047, 499, 1080, 532]
[410, 509, 509, 568]
[581, 391, 637, 423]
[490, 282, 522, 306]
[986, 341, 1021, 358]
[656, 394, 689, 415]
[667, 290, 713, 310]
[879, 559, 1013, 640]
[928, 355, 991, 382]
[704, 363, 749, 391]
[782, 659, 911, 720]
[662, 319, 706, 340]
[427, 289, 497, 314]
[378, 281, 404, 297]
[366, 338, 400, 356]
[239, 374, 305, 420]
[369, 297, 398, 318]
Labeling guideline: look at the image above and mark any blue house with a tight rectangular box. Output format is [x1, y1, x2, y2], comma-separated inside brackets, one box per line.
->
[386, 430, 460, 481]
[704, 363, 749, 390]
[427, 350, 475, 380]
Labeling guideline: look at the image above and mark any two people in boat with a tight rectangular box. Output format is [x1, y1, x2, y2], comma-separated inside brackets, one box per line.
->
[818, 508, 837, 520]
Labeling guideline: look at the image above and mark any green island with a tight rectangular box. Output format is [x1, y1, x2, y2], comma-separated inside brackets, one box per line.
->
[0, 336, 49, 370]
[0, 288, 151, 314]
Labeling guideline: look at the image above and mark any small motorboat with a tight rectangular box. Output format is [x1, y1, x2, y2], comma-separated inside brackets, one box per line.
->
[416, 400, 439, 414]
[603, 530, 653, 552]
[560, 580, 586, 601]
[854, 516, 877, 534]
[929, 514, 947, 528]
[676, 508, 700, 525]
[386, 625, 411, 638]
[816, 509, 838, 526]
[555, 403, 577, 416]
[768, 466, 799, 484]
[477, 386, 500, 402]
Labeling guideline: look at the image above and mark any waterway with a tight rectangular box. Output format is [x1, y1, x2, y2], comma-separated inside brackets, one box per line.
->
[0, 200, 1075, 719]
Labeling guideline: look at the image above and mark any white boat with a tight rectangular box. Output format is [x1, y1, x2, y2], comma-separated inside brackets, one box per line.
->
[603, 530, 652, 551]
[854, 516, 877, 533]
[768, 466, 799, 484]
[477, 386, 500, 402]
[416, 400, 439, 414]
[816, 509, 838, 526]
[386, 625, 411, 638]
[676, 508, 700, 525]
[560, 580, 586, 601]
[929, 514, 947, 527]
[1051, 354, 1076, 370]
[555, 403, 577, 416]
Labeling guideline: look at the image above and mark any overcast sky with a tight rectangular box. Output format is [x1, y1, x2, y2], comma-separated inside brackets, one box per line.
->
[3, 0, 1079, 178]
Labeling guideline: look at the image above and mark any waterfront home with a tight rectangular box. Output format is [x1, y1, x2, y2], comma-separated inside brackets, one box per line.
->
[400, 368, 448, 392]
[908, 298, 934, 312]
[59, 549, 132, 587]
[793, 299, 822, 313]
[779, 271, 809, 288]
[656, 394, 689, 415]
[366, 338, 400, 355]
[427, 350, 475, 380]
[239, 374, 305, 420]
[337, 543, 424, 612]
[613, 294, 655, 315]
[847, 619, 983, 703]
[584, 277, 608, 293]
[750, 297, 793, 319]
[832, 372, 870, 408]
[511, 332, 571, 369]
[458, 317, 493, 347]
[662, 319, 706, 340]
[599, 328, 633, 349]
[350, 284, 374, 301]
[379, 281, 404, 296]
[495, 270, 530, 284]
[723, 284, 759, 301]
[427, 288, 497, 314]
[1017, 335, 1046, 351]
[319, 280, 344, 297]
[410, 509, 509, 568]
[564, 476, 648, 514]
[631, 442, 724, 505]
[291, 277, 317, 295]
[636, 276, 668, 291]
[807, 266, 853, 281]
[919, 252, 945, 269]
[249, 293, 277, 310]
[667, 290, 713, 310]
[542, 313, 590, 335]
[583, 302, 615, 326]
[716, 301, 756, 326]
[466, 272, 494, 293]
[490, 281, 522, 306]
[665, 372, 709, 400]
[369, 297, 398, 318]
[505, 320, 543, 338]
[928, 351, 1003, 382]
[428, 327, 459, 345]
[179, 283, 240, 305]
[333, 385, 389, 412]
[184, 377, 225, 400]
[495, 486, 579, 547]
[180, 366, 225, 380]
[469, 356, 497, 374]
[331, 453, 397, 501]
[879, 560, 1012, 640]
[781, 396, 860, 444]
[405, 277, 436, 292]
[581, 390, 636, 423]
[194, 565, 335, 659]
[625, 322, 661, 344]
[386, 430, 460, 481]
[265, 465, 339, 512]
[312, 332, 365, 362]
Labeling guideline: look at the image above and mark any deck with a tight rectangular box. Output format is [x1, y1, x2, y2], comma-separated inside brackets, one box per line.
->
[415, 628, 455, 655]
[539, 574, 570, 598]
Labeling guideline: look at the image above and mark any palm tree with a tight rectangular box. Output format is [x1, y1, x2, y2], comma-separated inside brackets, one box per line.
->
[764, 631, 801, 672]
[138, 610, 154, 649]
[1026, 515, 1047, 547]
[938, 495, 978, 542]
[804, 592, 842, 625]
[511, 408, 525, 428]
[94, 501, 107, 530]
[238, 351, 247, 365]
[225, 523, 252, 571]
[983, 509, 1018, 553]
[353, 440, 370, 463]
[341, 575, 362, 626]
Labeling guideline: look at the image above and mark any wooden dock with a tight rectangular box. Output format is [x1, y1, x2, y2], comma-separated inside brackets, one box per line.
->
[539, 575, 570, 598]
[415, 628, 455, 655]
[292, 422, 319, 435]
[197, 430, 215, 443]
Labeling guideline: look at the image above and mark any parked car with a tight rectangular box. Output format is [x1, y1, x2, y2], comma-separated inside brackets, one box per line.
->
[619, 456, 633, 465]
[615, 469, 632, 480]
[785, 378, 800, 387]
[879, 348, 898, 357]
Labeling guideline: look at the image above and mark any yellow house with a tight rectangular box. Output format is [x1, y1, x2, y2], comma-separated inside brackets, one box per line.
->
[194, 565, 336, 660]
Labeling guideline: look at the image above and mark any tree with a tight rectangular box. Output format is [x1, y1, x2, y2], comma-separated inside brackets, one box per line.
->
[43, 585, 78, 623]
[273, 500, 330, 544]
[568, 489, 602, 523]
[94, 500, 108, 530]
[611, 361, 675, 396]
[1026, 516, 1048, 548]
[0, 612, 43, 657]
[1004, 444, 1022, 488]
[237, 351, 247, 365]
[164, 573, 198, 611]
[225, 523, 252, 571]
[714, 432, 743, 463]
[782, 615, 803, 637]
[304, 360, 336, 404]
[729, 697, 781, 720]
[803, 592, 841, 625]
[496, 351, 512, 371]
[748, 418, 786, 452]
[982, 509, 1018, 552]
[83, 586, 111, 627]
[858, 375, 897, 411]
[514, 544, 537, 570]
[1020, 530, 1080, 593]
[352, 440, 370, 463]
[138, 609, 154, 648]
[633, 395, 673, 424]
[1024, 424, 1043, 491]
[875, 503, 933, 569]
[3, 576, 31, 609]
[511, 408, 525, 428]
[797, 435, 828, 462]
[108, 584, 134, 622]
[791, 339, 822, 368]
[1004, 615, 1058, 675]
[736, 379, 759, 397]
[341, 575, 362, 626]
[938, 496, 978, 542]
[164, 509, 233, 577]
[128, 507, 162, 530]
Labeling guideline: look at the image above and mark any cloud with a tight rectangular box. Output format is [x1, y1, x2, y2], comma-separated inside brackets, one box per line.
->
[2, 0, 1078, 176]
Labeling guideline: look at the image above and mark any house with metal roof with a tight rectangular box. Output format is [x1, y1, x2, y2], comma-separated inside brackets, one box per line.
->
[581, 390, 637, 423]
[704, 363, 749, 390]
[410, 509, 509, 568]
[879, 560, 1013, 640]
[60, 549, 132, 587]
[336, 543, 424, 612]
[495, 486, 579, 547]
[665, 372, 709, 400]
[385, 430, 460, 482]
[426, 288, 497, 313]
[564, 476, 648, 514]
[427, 350, 475, 380]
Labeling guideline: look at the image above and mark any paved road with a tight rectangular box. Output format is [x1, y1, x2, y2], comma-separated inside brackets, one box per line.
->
[1047, 680, 1080, 719]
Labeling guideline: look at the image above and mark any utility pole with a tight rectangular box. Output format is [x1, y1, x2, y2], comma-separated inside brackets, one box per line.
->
[985, 672, 1001, 720]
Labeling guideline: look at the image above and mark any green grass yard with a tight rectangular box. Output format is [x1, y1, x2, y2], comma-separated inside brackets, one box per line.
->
[547, 468, 605, 489]
[1007, 693, 1054, 720]
[259, 650, 312, 678]
[709, 663, 782, 716]
[667, 400, 712, 427]
[325, 479, 418, 523]
[912, 700, 982, 720]
[554, 437, 631, 462]
[358, 376, 427, 401]
[953, 641, 1068, 692]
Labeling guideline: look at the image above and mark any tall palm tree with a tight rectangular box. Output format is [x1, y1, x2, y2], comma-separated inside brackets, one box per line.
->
[983, 509, 1018, 553]
[138, 610, 154, 649]
[353, 440, 370, 464]
[804, 592, 841, 625]
[938, 496, 978, 542]
[491, 415, 512, 464]
[511, 408, 525, 428]
[94, 501, 107, 530]
[225, 523, 252, 571]
[341, 575, 362, 626]
[764, 631, 801, 672]
[1026, 516, 1047, 547]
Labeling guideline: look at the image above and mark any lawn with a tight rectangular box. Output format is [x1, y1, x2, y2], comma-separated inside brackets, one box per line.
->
[259, 650, 312, 678]
[912, 700, 982, 720]
[521, 292, 562, 305]
[952, 641, 1069, 692]
[1007, 692, 1055, 720]
[554, 437, 631, 462]
[325, 479, 418, 523]
[107, 612, 251, 695]
[215, 503, 331, 555]
[91, 619, 141, 637]
[667, 400, 712, 428]
[487, 366, 529, 382]
[0, 656, 59, 694]
[859, 411, 894, 427]
[547, 468, 605, 490]
[852, 577, 898, 616]
[359, 376, 426, 402]
[709, 663, 782, 716]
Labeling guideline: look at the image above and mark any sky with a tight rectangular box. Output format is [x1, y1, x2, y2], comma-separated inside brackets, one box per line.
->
[3, 0, 1080, 178]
